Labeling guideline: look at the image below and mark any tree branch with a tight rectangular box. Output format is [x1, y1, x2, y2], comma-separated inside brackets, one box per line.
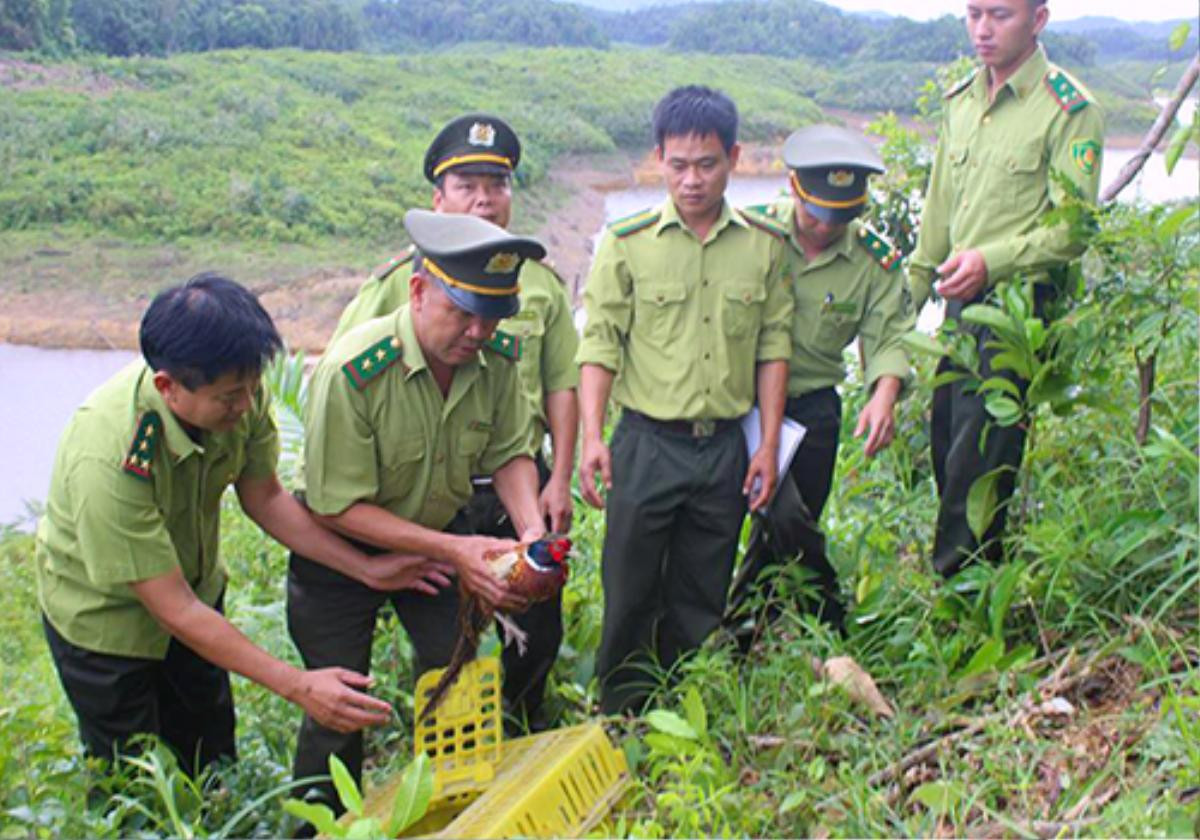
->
[1100, 53, 1200, 204]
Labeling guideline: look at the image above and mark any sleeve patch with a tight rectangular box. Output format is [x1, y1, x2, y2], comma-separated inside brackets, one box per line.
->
[369, 245, 416, 283]
[123, 412, 162, 481]
[341, 335, 403, 390]
[856, 226, 902, 272]
[485, 329, 522, 361]
[610, 208, 661, 238]
[1070, 139, 1101, 175]
[1044, 70, 1089, 114]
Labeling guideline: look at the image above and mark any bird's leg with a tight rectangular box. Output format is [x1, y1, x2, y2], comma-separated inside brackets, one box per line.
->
[495, 612, 529, 656]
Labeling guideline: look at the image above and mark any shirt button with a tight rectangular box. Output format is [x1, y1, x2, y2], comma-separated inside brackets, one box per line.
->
[703, 352, 711, 360]
[961, 199, 969, 209]
[702, 280, 709, 287]
[703, 316, 711, 324]
[983, 115, 991, 125]
[435, 454, 445, 463]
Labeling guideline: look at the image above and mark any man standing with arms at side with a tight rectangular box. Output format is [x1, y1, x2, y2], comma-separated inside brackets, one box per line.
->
[331, 114, 578, 729]
[909, 0, 1104, 577]
[729, 124, 914, 640]
[577, 85, 793, 714]
[291, 210, 547, 811]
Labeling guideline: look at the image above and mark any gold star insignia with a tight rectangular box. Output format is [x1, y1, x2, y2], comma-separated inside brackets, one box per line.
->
[362, 359, 373, 370]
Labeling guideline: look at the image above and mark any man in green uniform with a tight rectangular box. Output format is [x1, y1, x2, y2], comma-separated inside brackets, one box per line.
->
[577, 85, 793, 714]
[290, 209, 547, 809]
[36, 274, 442, 775]
[331, 114, 578, 728]
[909, 0, 1104, 577]
[728, 124, 915, 639]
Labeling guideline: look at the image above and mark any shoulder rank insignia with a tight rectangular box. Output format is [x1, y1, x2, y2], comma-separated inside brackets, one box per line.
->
[944, 68, 977, 99]
[741, 202, 777, 218]
[610, 208, 660, 239]
[741, 206, 788, 240]
[857, 226, 902, 273]
[485, 329, 521, 361]
[369, 246, 416, 284]
[123, 411, 162, 481]
[342, 335, 402, 390]
[1044, 69, 1089, 114]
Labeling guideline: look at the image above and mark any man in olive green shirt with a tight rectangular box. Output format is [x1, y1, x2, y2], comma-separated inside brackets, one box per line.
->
[330, 114, 579, 727]
[290, 210, 547, 810]
[729, 124, 914, 640]
[578, 86, 793, 713]
[36, 274, 443, 774]
[909, 0, 1104, 576]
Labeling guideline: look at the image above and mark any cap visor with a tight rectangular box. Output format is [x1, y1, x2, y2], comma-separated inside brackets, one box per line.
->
[803, 201, 862, 225]
[438, 279, 520, 320]
[441, 162, 512, 179]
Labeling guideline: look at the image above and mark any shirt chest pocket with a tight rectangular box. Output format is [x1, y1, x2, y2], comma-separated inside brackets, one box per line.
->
[722, 282, 766, 339]
[998, 140, 1045, 204]
[634, 282, 687, 335]
[812, 302, 862, 353]
[380, 435, 427, 488]
[450, 428, 490, 494]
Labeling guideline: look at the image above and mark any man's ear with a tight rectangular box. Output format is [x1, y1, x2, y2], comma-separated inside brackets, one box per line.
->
[151, 369, 176, 399]
[727, 141, 742, 171]
[431, 187, 444, 212]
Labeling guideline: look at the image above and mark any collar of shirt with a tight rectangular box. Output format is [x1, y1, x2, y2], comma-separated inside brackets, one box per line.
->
[774, 200, 857, 271]
[653, 197, 748, 243]
[971, 42, 1049, 104]
[133, 365, 204, 463]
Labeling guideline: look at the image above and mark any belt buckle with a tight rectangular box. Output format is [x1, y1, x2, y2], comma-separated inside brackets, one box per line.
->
[691, 419, 716, 437]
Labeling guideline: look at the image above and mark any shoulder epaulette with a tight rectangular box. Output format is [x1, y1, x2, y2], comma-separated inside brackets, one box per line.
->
[123, 411, 162, 481]
[536, 257, 566, 286]
[741, 202, 776, 217]
[856, 226, 902, 273]
[944, 68, 977, 99]
[369, 246, 416, 283]
[342, 335, 403, 390]
[741, 207, 788, 240]
[610, 208, 660, 238]
[484, 329, 522, 361]
[1044, 69, 1090, 114]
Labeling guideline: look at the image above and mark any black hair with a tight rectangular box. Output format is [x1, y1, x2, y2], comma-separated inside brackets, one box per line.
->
[139, 272, 282, 390]
[652, 85, 739, 153]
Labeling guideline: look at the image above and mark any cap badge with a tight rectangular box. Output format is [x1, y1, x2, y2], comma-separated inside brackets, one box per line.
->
[484, 251, 520, 274]
[468, 122, 496, 147]
[827, 170, 856, 188]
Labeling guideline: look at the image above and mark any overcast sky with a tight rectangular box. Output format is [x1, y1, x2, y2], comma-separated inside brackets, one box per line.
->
[821, 0, 1196, 22]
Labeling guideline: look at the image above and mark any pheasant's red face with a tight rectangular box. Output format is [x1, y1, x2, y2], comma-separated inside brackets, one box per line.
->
[548, 537, 571, 564]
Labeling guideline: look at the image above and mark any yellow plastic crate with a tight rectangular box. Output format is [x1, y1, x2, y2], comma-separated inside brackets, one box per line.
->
[412, 657, 503, 808]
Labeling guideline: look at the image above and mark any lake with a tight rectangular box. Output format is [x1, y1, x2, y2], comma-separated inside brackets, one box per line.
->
[1, 145, 1195, 525]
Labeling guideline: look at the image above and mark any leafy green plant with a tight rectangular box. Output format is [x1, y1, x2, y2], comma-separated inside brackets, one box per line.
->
[282, 752, 432, 839]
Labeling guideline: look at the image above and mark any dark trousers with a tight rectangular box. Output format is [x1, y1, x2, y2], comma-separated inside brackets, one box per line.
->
[43, 609, 236, 777]
[462, 455, 562, 728]
[596, 412, 748, 714]
[287, 524, 464, 810]
[931, 287, 1053, 577]
[726, 388, 845, 634]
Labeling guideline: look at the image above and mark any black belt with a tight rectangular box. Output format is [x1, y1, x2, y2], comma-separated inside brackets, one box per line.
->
[623, 409, 740, 439]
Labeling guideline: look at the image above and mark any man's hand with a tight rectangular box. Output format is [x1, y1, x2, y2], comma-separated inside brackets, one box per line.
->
[538, 473, 574, 533]
[287, 668, 393, 733]
[742, 444, 778, 513]
[579, 436, 612, 510]
[854, 387, 898, 457]
[449, 535, 528, 611]
[935, 249, 989, 301]
[358, 554, 455, 595]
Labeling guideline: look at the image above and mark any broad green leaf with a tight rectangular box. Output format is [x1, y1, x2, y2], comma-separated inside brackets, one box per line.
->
[779, 790, 807, 815]
[1165, 122, 1190, 176]
[910, 780, 966, 815]
[681, 686, 708, 739]
[345, 816, 385, 839]
[931, 369, 969, 389]
[961, 304, 1016, 339]
[984, 393, 1022, 426]
[282, 800, 342, 837]
[956, 637, 1005, 680]
[644, 709, 697, 740]
[996, 643, 1037, 672]
[386, 752, 433, 837]
[643, 733, 694, 755]
[988, 561, 1024, 638]
[329, 754, 363, 817]
[978, 376, 1021, 400]
[967, 469, 1002, 542]
[1161, 202, 1197, 237]
[900, 331, 945, 357]
[1024, 318, 1045, 352]
[989, 350, 1032, 379]
[1168, 21, 1191, 51]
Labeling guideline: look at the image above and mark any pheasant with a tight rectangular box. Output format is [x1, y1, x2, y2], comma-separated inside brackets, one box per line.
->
[417, 535, 571, 723]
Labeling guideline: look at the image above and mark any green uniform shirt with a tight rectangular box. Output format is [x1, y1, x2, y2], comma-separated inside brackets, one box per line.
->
[909, 45, 1105, 309]
[576, 199, 793, 420]
[330, 256, 580, 440]
[303, 306, 535, 528]
[35, 363, 280, 659]
[749, 200, 914, 397]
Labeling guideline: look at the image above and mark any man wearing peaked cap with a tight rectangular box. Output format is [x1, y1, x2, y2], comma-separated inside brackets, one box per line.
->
[728, 124, 915, 645]
[330, 113, 580, 735]
[290, 210, 552, 815]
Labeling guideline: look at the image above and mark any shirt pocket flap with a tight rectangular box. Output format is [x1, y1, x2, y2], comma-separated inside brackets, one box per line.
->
[381, 435, 425, 470]
[949, 147, 969, 166]
[1005, 142, 1043, 174]
[636, 282, 688, 306]
[723, 284, 767, 305]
